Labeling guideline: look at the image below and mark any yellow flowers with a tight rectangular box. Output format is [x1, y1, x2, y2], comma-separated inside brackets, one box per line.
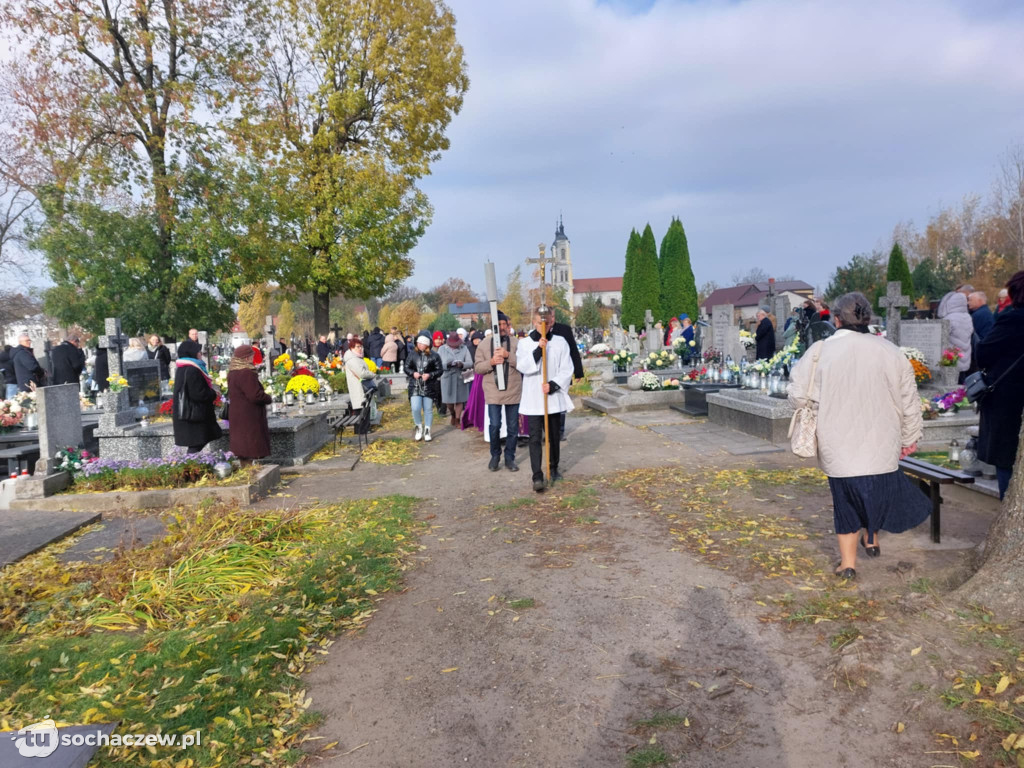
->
[106, 375, 129, 392]
[285, 374, 319, 395]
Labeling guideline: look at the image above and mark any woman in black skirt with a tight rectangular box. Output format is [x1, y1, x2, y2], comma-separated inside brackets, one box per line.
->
[789, 292, 931, 580]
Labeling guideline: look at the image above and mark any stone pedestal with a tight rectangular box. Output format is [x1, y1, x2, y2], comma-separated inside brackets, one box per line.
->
[99, 390, 134, 430]
[706, 390, 795, 444]
[678, 383, 742, 417]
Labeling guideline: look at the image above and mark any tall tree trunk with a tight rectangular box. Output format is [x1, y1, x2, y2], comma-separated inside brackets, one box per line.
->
[313, 289, 330, 337]
[956, 417, 1024, 614]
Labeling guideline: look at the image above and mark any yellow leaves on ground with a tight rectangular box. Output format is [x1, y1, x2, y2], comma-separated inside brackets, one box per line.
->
[362, 438, 420, 465]
[911, 646, 922, 656]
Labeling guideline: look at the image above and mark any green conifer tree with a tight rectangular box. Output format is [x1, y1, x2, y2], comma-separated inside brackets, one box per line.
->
[620, 228, 641, 329]
[885, 242, 914, 315]
[632, 223, 662, 327]
[658, 217, 699, 323]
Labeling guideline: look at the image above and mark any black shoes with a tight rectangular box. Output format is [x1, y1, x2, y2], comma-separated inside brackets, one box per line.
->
[834, 567, 856, 580]
[488, 456, 500, 472]
[505, 460, 519, 472]
[860, 534, 880, 558]
[551, 470, 563, 483]
[533, 477, 546, 493]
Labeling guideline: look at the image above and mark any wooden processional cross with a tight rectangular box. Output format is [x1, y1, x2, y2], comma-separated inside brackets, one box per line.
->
[525, 243, 555, 309]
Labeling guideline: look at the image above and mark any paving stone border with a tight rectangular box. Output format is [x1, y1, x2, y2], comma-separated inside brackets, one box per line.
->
[9, 464, 280, 513]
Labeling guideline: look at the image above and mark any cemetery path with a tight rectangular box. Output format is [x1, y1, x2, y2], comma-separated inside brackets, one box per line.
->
[272, 413, 963, 768]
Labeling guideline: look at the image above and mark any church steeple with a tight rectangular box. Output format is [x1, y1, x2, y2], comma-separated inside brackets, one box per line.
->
[550, 213, 574, 309]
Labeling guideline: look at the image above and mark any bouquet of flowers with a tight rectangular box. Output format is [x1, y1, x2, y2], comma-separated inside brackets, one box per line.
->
[638, 371, 662, 391]
[910, 359, 931, 386]
[920, 397, 938, 420]
[55, 446, 95, 475]
[671, 336, 698, 355]
[365, 358, 378, 374]
[273, 353, 294, 374]
[662, 378, 682, 390]
[285, 374, 320, 395]
[611, 349, 635, 368]
[702, 348, 722, 365]
[933, 387, 967, 413]
[686, 367, 707, 381]
[738, 329, 755, 348]
[107, 375, 129, 393]
[901, 347, 926, 364]
[586, 343, 611, 357]
[940, 347, 962, 367]
[644, 350, 678, 370]
[0, 399, 24, 432]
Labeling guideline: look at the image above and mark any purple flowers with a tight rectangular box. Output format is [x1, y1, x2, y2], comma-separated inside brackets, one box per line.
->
[932, 386, 967, 413]
[78, 447, 235, 478]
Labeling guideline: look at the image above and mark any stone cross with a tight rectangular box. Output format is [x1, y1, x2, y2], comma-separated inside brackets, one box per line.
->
[643, 309, 663, 354]
[98, 317, 129, 378]
[263, 315, 276, 378]
[330, 322, 343, 341]
[626, 324, 640, 356]
[879, 282, 910, 346]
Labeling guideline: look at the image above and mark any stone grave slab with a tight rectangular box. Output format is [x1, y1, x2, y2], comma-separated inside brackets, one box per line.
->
[899, 319, 948, 369]
[711, 304, 741, 361]
[34, 384, 84, 475]
[0, 508, 100, 567]
[124, 359, 162, 405]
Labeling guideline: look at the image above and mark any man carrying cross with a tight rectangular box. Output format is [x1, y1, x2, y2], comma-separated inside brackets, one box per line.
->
[516, 307, 575, 492]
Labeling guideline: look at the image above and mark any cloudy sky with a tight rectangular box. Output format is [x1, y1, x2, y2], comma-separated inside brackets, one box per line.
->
[408, 0, 1024, 296]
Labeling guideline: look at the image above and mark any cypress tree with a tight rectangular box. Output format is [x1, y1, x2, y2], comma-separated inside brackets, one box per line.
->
[885, 242, 914, 315]
[620, 229, 642, 330]
[658, 217, 699, 323]
[633, 223, 662, 326]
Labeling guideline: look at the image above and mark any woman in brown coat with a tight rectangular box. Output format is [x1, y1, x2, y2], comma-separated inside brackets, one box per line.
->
[226, 345, 273, 461]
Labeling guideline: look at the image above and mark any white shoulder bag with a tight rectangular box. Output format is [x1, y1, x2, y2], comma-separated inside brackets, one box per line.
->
[788, 348, 822, 458]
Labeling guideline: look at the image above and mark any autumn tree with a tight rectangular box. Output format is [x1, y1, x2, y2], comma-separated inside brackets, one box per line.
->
[276, 300, 296, 342]
[825, 253, 886, 303]
[501, 266, 528, 330]
[238, 284, 273, 339]
[575, 294, 603, 329]
[431, 278, 479, 310]
[993, 143, 1024, 269]
[241, 0, 469, 334]
[0, 0, 265, 334]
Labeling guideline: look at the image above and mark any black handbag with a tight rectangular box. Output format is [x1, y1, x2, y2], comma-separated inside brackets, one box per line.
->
[219, 399, 230, 421]
[965, 351, 1024, 404]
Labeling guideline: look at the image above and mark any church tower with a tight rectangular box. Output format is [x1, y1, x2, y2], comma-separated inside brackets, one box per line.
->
[550, 215, 574, 309]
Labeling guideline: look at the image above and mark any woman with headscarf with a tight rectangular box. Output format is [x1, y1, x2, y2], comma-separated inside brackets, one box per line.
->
[788, 292, 929, 580]
[172, 339, 223, 454]
[438, 331, 473, 427]
[226, 345, 272, 462]
[407, 335, 442, 441]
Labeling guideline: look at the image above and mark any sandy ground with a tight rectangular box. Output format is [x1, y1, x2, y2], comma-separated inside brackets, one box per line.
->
[256, 410, 1004, 768]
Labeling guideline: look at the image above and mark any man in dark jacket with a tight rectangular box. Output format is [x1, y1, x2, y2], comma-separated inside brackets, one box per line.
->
[51, 337, 86, 386]
[755, 310, 776, 360]
[12, 334, 45, 392]
[0, 344, 15, 399]
[365, 327, 386, 365]
[968, 291, 995, 341]
[316, 334, 331, 362]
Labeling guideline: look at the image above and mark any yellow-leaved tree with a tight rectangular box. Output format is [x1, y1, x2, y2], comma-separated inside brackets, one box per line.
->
[238, 283, 272, 339]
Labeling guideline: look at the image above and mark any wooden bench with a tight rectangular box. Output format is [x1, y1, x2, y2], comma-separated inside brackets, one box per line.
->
[0, 444, 40, 477]
[327, 393, 375, 456]
[899, 457, 975, 544]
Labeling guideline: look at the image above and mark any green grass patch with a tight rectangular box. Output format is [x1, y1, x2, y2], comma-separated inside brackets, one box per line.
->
[559, 486, 599, 511]
[830, 626, 862, 650]
[0, 497, 423, 766]
[909, 577, 932, 594]
[627, 746, 672, 767]
[633, 711, 684, 729]
[911, 451, 960, 470]
[493, 497, 536, 513]
[505, 598, 535, 611]
[575, 515, 600, 525]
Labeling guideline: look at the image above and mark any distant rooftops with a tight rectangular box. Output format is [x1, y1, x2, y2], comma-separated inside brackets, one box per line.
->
[700, 280, 814, 313]
[573, 277, 623, 293]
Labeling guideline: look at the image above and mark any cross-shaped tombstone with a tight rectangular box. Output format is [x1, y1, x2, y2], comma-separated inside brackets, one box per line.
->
[879, 282, 910, 346]
[98, 317, 129, 379]
[330, 322, 343, 341]
[262, 315, 276, 378]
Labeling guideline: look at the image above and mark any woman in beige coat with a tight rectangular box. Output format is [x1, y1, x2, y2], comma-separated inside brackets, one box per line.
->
[788, 292, 930, 580]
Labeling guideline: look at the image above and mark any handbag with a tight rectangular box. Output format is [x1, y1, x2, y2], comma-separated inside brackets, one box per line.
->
[965, 350, 1024, 404]
[219, 399, 230, 421]
[788, 348, 822, 458]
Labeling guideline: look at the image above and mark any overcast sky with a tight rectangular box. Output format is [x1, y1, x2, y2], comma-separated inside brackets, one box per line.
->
[408, 0, 1024, 296]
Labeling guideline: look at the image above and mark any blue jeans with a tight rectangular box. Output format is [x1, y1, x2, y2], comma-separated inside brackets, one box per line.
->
[410, 395, 433, 429]
[5, 383, 18, 399]
[997, 466, 1013, 500]
[488, 403, 519, 461]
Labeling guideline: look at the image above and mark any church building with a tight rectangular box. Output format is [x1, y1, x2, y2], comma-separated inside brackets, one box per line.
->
[538, 216, 623, 311]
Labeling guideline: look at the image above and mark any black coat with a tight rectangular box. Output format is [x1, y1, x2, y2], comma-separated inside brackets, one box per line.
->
[755, 317, 776, 360]
[316, 340, 331, 362]
[976, 307, 1024, 469]
[172, 363, 223, 449]
[406, 349, 442, 398]
[0, 347, 13, 384]
[971, 304, 995, 341]
[551, 322, 584, 380]
[50, 341, 86, 386]
[148, 344, 172, 380]
[366, 331, 386, 359]
[93, 349, 110, 391]
[12, 345, 45, 391]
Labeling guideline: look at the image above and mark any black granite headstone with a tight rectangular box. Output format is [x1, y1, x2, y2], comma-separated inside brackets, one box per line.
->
[124, 360, 162, 404]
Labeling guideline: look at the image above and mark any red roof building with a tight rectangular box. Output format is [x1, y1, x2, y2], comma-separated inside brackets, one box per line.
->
[572, 277, 623, 308]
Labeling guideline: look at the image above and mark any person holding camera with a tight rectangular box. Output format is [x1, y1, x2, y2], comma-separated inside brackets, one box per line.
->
[438, 331, 473, 427]
[976, 270, 1024, 500]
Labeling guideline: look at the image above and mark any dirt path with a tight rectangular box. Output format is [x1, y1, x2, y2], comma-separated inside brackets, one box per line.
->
[275, 412, 999, 767]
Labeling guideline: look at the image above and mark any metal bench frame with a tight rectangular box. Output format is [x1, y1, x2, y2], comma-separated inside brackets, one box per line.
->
[898, 457, 975, 544]
[327, 393, 375, 457]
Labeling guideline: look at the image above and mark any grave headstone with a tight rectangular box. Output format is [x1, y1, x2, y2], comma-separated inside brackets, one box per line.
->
[643, 309, 663, 354]
[711, 304, 741, 361]
[608, 315, 625, 350]
[899, 319, 949, 371]
[626, 325, 641, 356]
[34, 384, 83, 476]
[197, 331, 210, 367]
[771, 294, 792, 347]
[98, 317, 129, 379]
[879, 282, 910, 346]
[124, 359, 162, 405]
